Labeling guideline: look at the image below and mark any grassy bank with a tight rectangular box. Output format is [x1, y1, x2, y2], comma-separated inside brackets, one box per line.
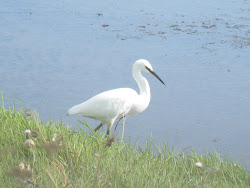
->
[0, 105, 249, 187]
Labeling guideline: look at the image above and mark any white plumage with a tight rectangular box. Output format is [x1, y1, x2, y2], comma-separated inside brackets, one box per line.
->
[67, 59, 165, 135]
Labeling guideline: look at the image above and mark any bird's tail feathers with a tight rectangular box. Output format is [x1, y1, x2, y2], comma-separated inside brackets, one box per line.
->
[66, 105, 82, 116]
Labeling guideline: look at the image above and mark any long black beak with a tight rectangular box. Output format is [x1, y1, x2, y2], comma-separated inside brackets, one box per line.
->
[146, 66, 165, 85]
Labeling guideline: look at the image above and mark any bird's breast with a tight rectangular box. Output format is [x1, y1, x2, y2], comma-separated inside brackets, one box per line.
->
[127, 95, 150, 116]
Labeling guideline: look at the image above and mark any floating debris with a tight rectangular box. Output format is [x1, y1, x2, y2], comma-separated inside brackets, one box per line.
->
[102, 24, 109, 28]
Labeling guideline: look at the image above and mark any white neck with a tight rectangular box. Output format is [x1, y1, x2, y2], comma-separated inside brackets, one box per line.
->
[132, 68, 151, 103]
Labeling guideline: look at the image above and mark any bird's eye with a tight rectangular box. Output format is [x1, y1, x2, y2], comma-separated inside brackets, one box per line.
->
[145, 66, 151, 72]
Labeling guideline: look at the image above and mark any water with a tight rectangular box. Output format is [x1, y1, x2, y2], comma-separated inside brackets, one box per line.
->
[0, 0, 249, 168]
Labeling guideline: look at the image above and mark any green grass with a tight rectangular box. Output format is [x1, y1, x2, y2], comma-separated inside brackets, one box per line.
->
[0, 105, 249, 187]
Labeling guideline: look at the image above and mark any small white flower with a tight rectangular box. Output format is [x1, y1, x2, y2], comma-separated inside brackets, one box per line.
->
[52, 133, 58, 142]
[25, 130, 31, 139]
[195, 162, 203, 168]
[19, 162, 25, 170]
[25, 130, 31, 134]
[24, 139, 35, 147]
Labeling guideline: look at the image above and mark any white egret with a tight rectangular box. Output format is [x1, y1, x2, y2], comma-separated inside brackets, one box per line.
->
[66, 59, 165, 135]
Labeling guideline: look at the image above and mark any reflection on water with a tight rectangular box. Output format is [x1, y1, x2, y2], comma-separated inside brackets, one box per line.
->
[0, 0, 249, 168]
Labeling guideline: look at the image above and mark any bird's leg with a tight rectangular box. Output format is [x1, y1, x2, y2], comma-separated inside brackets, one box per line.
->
[94, 123, 103, 132]
[106, 129, 110, 136]
[106, 122, 114, 136]
[114, 117, 124, 131]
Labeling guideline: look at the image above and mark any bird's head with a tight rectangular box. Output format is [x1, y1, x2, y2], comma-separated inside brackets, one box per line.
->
[134, 59, 165, 85]
[134, 59, 152, 72]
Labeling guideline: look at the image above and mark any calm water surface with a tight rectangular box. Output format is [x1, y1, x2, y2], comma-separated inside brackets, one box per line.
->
[0, 0, 249, 168]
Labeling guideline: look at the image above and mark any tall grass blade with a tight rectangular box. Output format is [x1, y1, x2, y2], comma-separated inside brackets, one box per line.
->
[78, 120, 100, 140]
